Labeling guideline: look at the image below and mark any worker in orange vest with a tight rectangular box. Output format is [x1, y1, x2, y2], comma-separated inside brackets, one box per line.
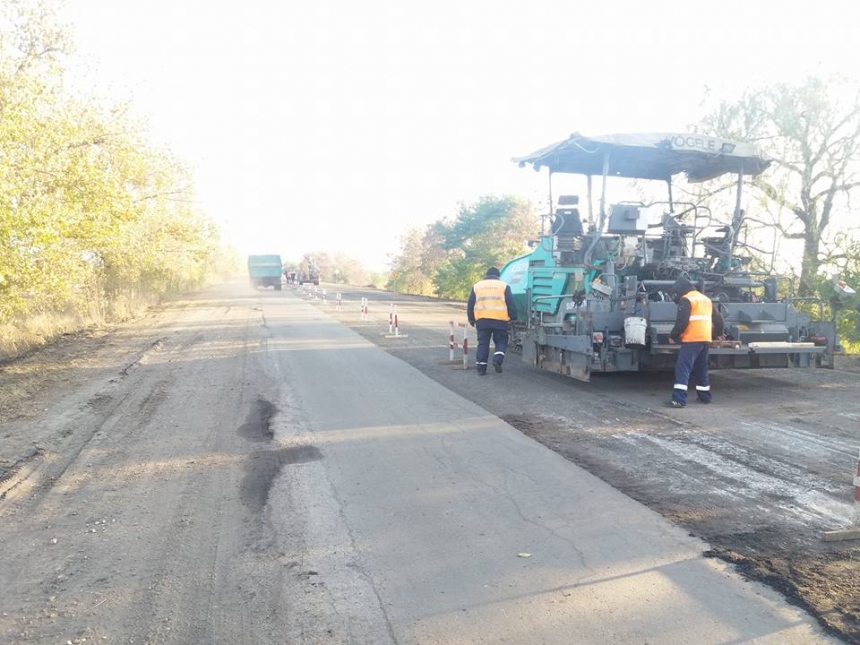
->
[667, 276, 724, 408]
[467, 267, 518, 375]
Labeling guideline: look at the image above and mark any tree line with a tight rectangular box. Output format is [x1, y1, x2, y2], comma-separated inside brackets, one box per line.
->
[0, 2, 237, 357]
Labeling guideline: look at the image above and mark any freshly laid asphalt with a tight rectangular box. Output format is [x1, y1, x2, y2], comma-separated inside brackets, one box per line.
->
[263, 290, 840, 644]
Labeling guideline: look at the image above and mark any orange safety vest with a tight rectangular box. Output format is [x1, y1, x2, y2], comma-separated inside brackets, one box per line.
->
[680, 290, 713, 342]
[473, 279, 510, 321]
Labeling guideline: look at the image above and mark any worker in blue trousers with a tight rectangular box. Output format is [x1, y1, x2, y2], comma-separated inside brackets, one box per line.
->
[467, 267, 518, 376]
[667, 276, 724, 408]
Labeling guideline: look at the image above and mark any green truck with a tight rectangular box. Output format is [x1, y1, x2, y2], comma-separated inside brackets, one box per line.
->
[247, 255, 283, 290]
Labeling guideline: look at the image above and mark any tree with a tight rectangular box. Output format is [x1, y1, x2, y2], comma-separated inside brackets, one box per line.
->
[432, 195, 538, 299]
[700, 76, 860, 296]
[387, 195, 539, 299]
[0, 0, 232, 346]
[329, 252, 370, 286]
[387, 227, 437, 295]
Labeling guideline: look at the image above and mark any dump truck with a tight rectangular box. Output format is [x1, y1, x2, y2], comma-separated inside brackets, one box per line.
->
[501, 132, 837, 382]
[247, 254, 284, 290]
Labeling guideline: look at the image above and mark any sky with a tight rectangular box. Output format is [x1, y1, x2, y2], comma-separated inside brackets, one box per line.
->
[58, 0, 860, 271]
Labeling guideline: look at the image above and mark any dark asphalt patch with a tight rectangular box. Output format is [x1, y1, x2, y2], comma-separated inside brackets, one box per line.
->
[237, 397, 277, 442]
[241, 446, 323, 511]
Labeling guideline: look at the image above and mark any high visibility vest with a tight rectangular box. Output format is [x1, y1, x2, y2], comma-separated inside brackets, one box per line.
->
[680, 290, 713, 342]
[473, 279, 510, 321]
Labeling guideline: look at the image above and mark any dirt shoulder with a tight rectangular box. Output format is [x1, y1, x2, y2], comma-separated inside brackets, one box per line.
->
[1, 285, 302, 644]
[1, 310, 173, 490]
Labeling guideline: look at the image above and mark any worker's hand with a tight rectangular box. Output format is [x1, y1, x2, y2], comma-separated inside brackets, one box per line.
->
[469, 321, 475, 327]
[668, 337, 676, 344]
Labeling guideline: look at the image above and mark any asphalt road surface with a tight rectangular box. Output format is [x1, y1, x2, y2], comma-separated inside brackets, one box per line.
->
[0, 280, 854, 644]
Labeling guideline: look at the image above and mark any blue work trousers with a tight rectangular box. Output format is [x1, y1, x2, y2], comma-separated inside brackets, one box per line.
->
[475, 319, 509, 371]
[672, 341, 711, 406]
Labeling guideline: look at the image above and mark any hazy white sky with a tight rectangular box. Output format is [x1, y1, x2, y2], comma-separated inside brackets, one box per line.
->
[60, 0, 859, 270]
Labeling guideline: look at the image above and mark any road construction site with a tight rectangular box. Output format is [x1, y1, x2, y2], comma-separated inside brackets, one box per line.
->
[309, 281, 860, 643]
[0, 281, 857, 644]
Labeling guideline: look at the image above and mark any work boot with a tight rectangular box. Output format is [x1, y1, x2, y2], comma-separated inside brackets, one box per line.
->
[493, 361, 503, 373]
[667, 400, 685, 408]
[476, 366, 487, 376]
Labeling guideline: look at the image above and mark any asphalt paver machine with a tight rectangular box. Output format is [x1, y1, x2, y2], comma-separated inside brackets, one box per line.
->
[501, 132, 836, 381]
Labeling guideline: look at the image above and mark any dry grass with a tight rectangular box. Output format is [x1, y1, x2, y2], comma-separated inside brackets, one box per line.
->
[0, 313, 87, 361]
[0, 292, 155, 362]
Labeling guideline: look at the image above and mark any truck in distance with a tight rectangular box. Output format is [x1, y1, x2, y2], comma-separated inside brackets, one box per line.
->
[247, 254, 284, 290]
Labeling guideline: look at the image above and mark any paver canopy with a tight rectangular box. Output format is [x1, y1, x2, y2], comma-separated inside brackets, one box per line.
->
[513, 132, 771, 182]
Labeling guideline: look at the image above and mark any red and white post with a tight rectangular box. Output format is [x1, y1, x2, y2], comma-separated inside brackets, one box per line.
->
[461, 323, 469, 370]
[855, 454, 860, 524]
[823, 449, 860, 541]
[360, 297, 368, 321]
[439, 320, 465, 365]
[384, 304, 407, 338]
[852, 452, 860, 528]
[335, 293, 342, 311]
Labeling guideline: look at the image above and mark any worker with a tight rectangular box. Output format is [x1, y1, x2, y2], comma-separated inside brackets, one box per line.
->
[467, 267, 518, 375]
[667, 276, 724, 408]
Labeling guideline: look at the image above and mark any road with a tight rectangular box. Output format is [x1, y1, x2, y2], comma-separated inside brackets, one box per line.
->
[0, 280, 854, 644]
[317, 282, 860, 643]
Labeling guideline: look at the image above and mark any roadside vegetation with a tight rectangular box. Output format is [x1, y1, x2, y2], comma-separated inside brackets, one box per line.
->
[387, 195, 540, 300]
[0, 2, 239, 359]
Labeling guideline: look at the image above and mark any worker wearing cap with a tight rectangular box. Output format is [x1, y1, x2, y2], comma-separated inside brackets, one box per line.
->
[667, 276, 724, 407]
[467, 267, 518, 375]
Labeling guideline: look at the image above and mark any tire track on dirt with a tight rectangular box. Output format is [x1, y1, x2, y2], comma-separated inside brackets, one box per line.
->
[0, 338, 171, 513]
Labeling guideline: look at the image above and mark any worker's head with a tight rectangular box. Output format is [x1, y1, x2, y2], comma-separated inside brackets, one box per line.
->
[669, 276, 694, 303]
[485, 267, 501, 279]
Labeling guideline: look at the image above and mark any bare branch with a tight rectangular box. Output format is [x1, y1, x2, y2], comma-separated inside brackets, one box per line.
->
[770, 158, 803, 175]
[752, 178, 807, 223]
[133, 189, 194, 204]
[812, 181, 860, 201]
